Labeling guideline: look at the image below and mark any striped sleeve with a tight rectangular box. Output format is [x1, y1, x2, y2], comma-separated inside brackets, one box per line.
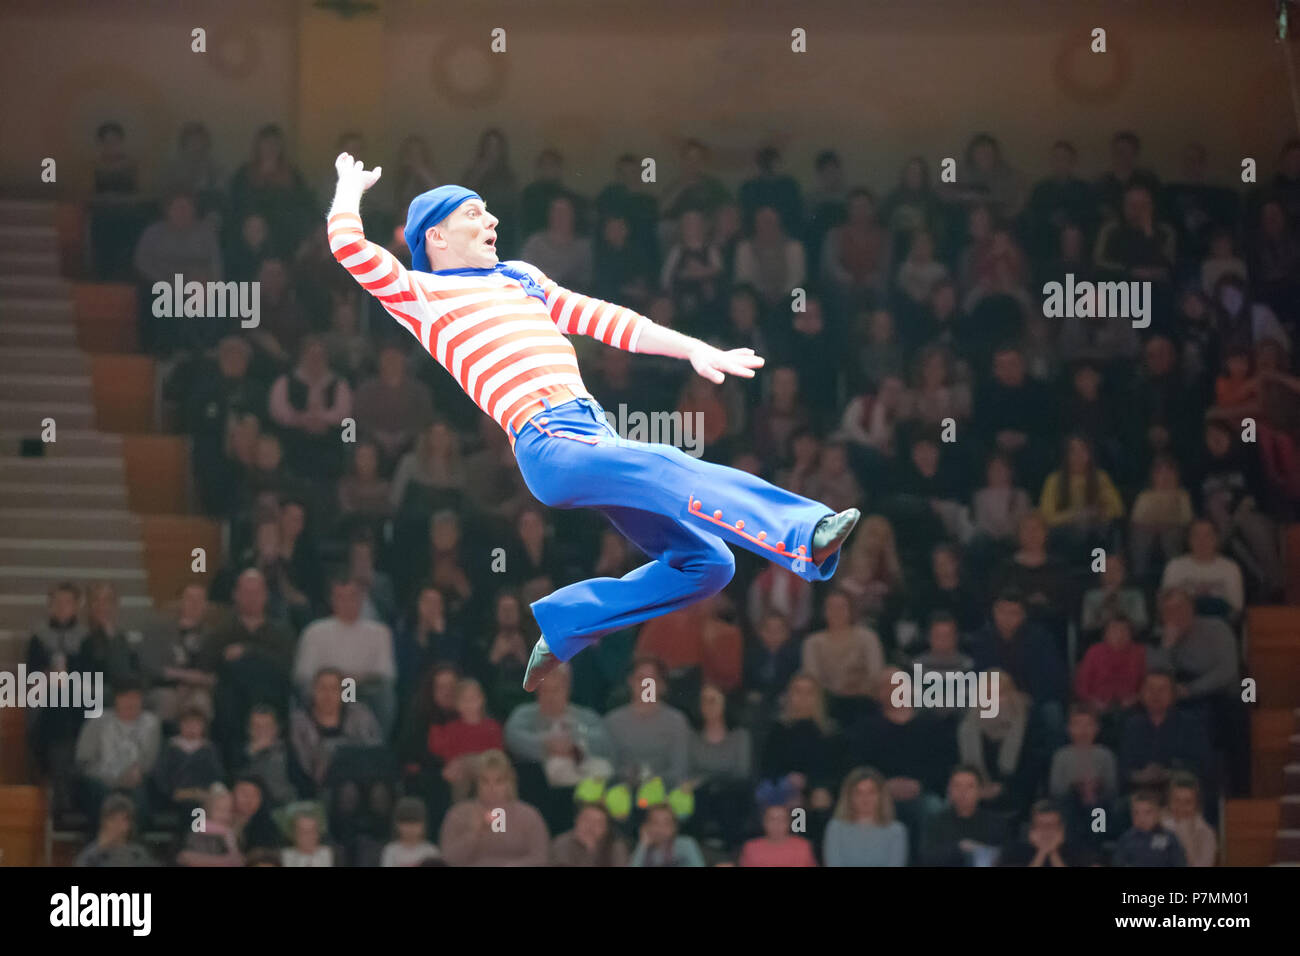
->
[531, 269, 649, 354]
[327, 211, 426, 340]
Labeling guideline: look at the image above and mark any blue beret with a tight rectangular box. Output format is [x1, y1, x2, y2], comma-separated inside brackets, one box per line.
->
[404, 185, 482, 272]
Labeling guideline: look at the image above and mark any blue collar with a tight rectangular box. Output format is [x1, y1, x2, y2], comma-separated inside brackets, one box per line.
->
[431, 262, 547, 303]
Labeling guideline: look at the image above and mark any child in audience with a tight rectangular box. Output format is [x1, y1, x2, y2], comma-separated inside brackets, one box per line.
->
[282, 806, 334, 867]
[1162, 772, 1217, 867]
[380, 796, 441, 866]
[1113, 790, 1187, 867]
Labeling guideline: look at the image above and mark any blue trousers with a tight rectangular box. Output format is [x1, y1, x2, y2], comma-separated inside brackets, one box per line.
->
[510, 396, 841, 662]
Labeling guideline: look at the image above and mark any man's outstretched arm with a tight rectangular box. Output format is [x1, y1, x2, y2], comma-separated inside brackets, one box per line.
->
[536, 271, 764, 384]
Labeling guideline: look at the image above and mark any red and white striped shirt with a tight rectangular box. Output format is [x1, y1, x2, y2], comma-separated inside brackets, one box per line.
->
[328, 211, 649, 435]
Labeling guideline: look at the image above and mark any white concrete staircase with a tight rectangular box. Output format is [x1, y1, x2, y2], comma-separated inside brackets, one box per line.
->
[0, 200, 151, 646]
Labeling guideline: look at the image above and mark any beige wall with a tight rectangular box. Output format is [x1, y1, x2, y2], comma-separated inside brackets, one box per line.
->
[2, 0, 1296, 200]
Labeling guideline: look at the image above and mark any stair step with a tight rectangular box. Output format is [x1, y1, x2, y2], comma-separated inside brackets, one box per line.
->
[0, 201, 61, 228]
[0, 228, 59, 254]
[0, 251, 60, 275]
[0, 299, 75, 323]
[0, 566, 149, 598]
[0, 508, 139, 540]
[0, 429, 121, 457]
[0, 457, 123, 480]
[0, 374, 91, 403]
[0, 323, 77, 348]
[0, 276, 71, 299]
[0, 483, 126, 509]
[0, 539, 142, 568]
[0, 400, 95, 429]
[0, 593, 153, 634]
[0, 347, 88, 376]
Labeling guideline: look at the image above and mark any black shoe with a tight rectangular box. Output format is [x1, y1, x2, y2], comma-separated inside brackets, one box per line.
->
[811, 508, 861, 565]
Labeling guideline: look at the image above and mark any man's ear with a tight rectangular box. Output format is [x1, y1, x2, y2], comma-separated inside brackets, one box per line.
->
[425, 225, 443, 250]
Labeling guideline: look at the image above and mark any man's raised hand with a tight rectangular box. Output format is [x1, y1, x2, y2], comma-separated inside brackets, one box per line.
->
[688, 344, 765, 384]
[335, 152, 383, 193]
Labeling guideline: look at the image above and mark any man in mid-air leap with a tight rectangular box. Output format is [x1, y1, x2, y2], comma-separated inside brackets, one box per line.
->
[327, 153, 860, 692]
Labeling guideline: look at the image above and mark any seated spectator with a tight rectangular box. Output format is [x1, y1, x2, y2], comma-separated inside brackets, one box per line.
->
[429, 678, 504, 799]
[153, 707, 225, 817]
[74, 679, 160, 826]
[803, 440, 863, 515]
[1148, 587, 1239, 704]
[352, 345, 434, 470]
[346, 533, 398, 628]
[820, 188, 891, 310]
[391, 421, 467, 519]
[740, 800, 819, 867]
[751, 366, 813, 463]
[1074, 617, 1146, 718]
[1201, 227, 1248, 298]
[970, 590, 1068, 744]
[636, 592, 743, 696]
[289, 668, 384, 792]
[976, 346, 1058, 493]
[1162, 772, 1217, 867]
[971, 453, 1033, 551]
[919, 766, 1008, 866]
[1048, 703, 1119, 829]
[75, 793, 157, 867]
[504, 662, 614, 787]
[957, 669, 1031, 812]
[205, 569, 295, 767]
[81, 583, 144, 695]
[147, 583, 217, 729]
[593, 213, 655, 308]
[1113, 790, 1187, 867]
[683, 683, 754, 851]
[604, 658, 691, 789]
[281, 806, 334, 867]
[912, 613, 976, 704]
[399, 664, 462, 775]
[744, 611, 802, 714]
[760, 674, 844, 816]
[1093, 183, 1175, 285]
[661, 208, 723, 325]
[823, 767, 908, 867]
[1061, 364, 1121, 469]
[381, 796, 441, 866]
[160, 121, 225, 221]
[1117, 671, 1211, 794]
[438, 750, 550, 866]
[505, 505, 568, 596]
[269, 336, 353, 479]
[228, 123, 314, 253]
[396, 585, 467, 697]
[238, 705, 296, 807]
[835, 515, 906, 627]
[895, 229, 950, 308]
[1038, 435, 1124, 554]
[293, 577, 397, 735]
[1160, 520, 1244, 620]
[747, 563, 814, 635]
[477, 590, 533, 718]
[887, 432, 970, 550]
[177, 783, 244, 867]
[629, 803, 705, 867]
[992, 512, 1072, 637]
[550, 802, 629, 867]
[907, 545, 985, 639]
[800, 589, 884, 721]
[1079, 552, 1149, 641]
[225, 212, 275, 283]
[854, 312, 907, 396]
[133, 190, 222, 285]
[520, 194, 592, 290]
[338, 442, 393, 528]
[1129, 455, 1193, 583]
[734, 205, 806, 308]
[998, 799, 1093, 867]
[26, 582, 90, 788]
[226, 776, 281, 855]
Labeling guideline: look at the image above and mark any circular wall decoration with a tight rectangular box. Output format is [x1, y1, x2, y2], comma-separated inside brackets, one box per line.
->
[210, 27, 261, 81]
[431, 36, 509, 109]
[1054, 31, 1131, 105]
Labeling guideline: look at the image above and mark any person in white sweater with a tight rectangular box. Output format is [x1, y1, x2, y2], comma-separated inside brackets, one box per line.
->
[1160, 519, 1244, 618]
[1163, 772, 1217, 867]
[293, 578, 396, 731]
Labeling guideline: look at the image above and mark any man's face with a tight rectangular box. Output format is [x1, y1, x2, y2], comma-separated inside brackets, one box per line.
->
[234, 572, 268, 617]
[1169, 787, 1197, 820]
[929, 622, 957, 656]
[180, 585, 207, 623]
[1142, 675, 1174, 715]
[1131, 799, 1160, 831]
[1123, 189, 1153, 227]
[992, 351, 1024, 386]
[50, 589, 78, 624]
[427, 199, 499, 269]
[115, 691, 143, 722]
[993, 600, 1025, 638]
[948, 772, 979, 816]
[331, 582, 363, 622]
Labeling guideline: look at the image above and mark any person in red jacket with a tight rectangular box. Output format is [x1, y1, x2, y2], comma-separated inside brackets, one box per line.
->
[428, 678, 504, 796]
[1074, 616, 1146, 717]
